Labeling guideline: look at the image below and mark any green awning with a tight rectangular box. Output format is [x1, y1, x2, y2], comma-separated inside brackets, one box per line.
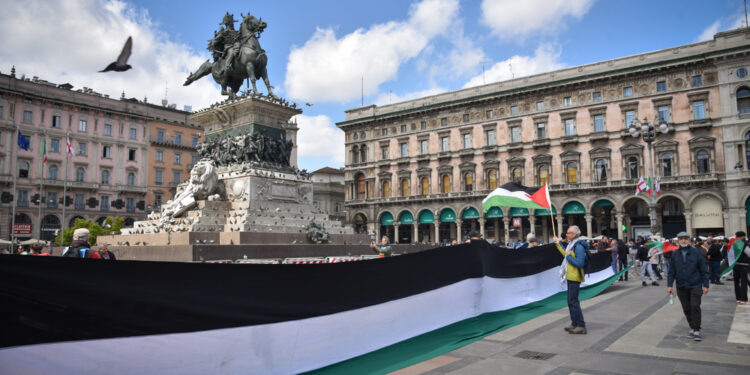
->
[440, 209, 456, 223]
[485, 206, 503, 218]
[593, 199, 614, 207]
[399, 211, 414, 225]
[380, 212, 394, 226]
[462, 207, 480, 220]
[418, 210, 434, 224]
[562, 201, 586, 215]
[535, 205, 557, 216]
[509, 207, 529, 217]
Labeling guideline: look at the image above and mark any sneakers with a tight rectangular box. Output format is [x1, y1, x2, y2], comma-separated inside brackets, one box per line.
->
[693, 331, 702, 341]
[642, 281, 647, 286]
[651, 281, 660, 286]
[564, 325, 575, 332]
[569, 326, 587, 334]
[687, 330, 696, 338]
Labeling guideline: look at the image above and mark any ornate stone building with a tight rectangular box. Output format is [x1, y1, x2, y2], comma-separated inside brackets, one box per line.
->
[338, 29, 750, 245]
[310, 167, 345, 222]
[0, 69, 196, 241]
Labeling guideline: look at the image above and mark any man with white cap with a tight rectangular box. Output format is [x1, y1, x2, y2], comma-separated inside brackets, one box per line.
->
[62, 228, 97, 258]
[667, 231, 709, 341]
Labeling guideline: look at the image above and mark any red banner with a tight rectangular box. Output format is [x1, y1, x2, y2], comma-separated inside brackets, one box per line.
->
[13, 224, 32, 235]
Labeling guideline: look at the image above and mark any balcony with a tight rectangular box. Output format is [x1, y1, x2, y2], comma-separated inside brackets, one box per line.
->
[69, 181, 99, 190]
[532, 138, 550, 149]
[149, 136, 197, 150]
[115, 184, 148, 194]
[589, 132, 609, 142]
[507, 142, 523, 152]
[482, 145, 498, 155]
[41, 179, 65, 187]
[459, 148, 474, 156]
[560, 136, 579, 146]
[437, 152, 452, 161]
[688, 118, 712, 131]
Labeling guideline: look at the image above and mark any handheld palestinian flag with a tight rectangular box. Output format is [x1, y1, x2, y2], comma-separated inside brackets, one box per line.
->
[646, 240, 679, 253]
[722, 238, 746, 277]
[482, 182, 550, 213]
[0, 243, 621, 375]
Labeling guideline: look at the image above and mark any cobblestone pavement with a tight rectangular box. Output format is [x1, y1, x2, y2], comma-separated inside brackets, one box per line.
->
[392, 270, 750, 375]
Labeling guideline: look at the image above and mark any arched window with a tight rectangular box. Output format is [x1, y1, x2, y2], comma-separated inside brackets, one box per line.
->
[352, 132, 359, 140]
[511, 168, 522, 183]
[421, 176, 429, 195]
[352, 146, 360, 164]
[738, 87, 750, 114]
[75, 167, 85, 182]
[18, 161, 30, 178]
[442, 174, 451, 193]
[745, 132, 750, 170]
[627, 156, 639, 179]
[595, 159, 608, 182]
[355, 173, 365, 200]
[401, 178, 409, 197]
[360, 146, 367, 163]
[127, 172, 136, 186]
[101, 170, 110, 185]
[537, 165, 549, 186]
[48, 165, 59, 180]
[566, 162, 578, 183]
[661, 153, 673, 177]
[382, 180, 390, 198]
[696, 150, 710, 174]
[464, 172, 473, 191]
[487, 170, 498, 190]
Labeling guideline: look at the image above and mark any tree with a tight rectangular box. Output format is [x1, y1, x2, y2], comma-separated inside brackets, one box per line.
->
[55, 216, 125, 246]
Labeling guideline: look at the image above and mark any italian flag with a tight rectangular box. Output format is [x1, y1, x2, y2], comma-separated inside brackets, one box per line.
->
[41, 136, 47, 163]
[482, 182, 550, 213]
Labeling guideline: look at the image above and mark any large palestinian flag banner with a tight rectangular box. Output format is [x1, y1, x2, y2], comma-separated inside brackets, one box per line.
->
[0, 242, 621, 374]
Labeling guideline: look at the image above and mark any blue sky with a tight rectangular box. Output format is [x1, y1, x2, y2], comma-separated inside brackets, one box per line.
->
[0, 0, 746, 171]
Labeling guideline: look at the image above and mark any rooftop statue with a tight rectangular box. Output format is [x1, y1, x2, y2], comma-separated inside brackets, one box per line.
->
[184, 12, 276, 99]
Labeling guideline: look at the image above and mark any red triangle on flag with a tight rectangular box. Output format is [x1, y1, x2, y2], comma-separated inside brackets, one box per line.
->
[662, 241, 679, 253]
[528, 185, 551, 209]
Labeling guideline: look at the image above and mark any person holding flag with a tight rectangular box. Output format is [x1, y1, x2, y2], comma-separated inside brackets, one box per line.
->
[731, 231, 748, 305]
[667, 231, 709, 341]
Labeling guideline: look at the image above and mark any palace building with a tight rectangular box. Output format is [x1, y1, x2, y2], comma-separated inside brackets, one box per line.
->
[337, 29, 750, 244]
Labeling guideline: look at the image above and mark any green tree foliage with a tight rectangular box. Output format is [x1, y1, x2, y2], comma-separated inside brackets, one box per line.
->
[55, 216, 125, 246]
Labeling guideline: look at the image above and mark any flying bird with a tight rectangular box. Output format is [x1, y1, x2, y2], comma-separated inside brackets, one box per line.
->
[305, 102, 313, 106]
[99, 36, 133, 73]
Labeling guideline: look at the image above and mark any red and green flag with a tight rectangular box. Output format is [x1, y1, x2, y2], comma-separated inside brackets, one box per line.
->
[41, 136, 47, 163]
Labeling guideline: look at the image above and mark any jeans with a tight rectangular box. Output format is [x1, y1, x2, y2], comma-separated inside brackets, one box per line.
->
[567, 280, 585, 327]
[676, 287, 703, 331]
[611, 260, 618, 274]
[640, 262, 656, 282]
[709, 261, 721, 283]
[734, 265, 749, 302]
[618, 259, 629, 280]
[652, 263, 663, 279]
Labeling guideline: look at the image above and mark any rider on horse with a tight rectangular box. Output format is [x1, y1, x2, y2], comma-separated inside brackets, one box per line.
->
[216, 12, 240, 77]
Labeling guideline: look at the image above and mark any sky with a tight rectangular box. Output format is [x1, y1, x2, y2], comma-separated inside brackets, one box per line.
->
[0, 0, 747, 171]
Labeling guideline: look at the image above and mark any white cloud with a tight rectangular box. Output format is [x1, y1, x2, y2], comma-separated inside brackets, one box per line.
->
[294, 114, 345, 164]
[374, 87, 447, 106]
[463, 44, 564, 88]
[0, 0, 219, 110]
[480, 0, 595, 39]
[696, 21, 721, 42]
[285, 0, 459, 103]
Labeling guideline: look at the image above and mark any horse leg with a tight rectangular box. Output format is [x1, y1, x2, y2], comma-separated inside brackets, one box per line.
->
[261, 69, 276, 98]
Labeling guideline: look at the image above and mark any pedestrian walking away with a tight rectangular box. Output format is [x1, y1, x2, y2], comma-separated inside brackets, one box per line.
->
[637, 240, 658, 286]
[706, 236, 723, 285]
[732, 231, 749, 305]
[617, 239, 629, 281]
[554, 225, 588, 335]
[667, 231, 709, 341]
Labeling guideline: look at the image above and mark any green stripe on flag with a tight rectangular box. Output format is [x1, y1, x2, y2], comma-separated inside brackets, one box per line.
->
[306, 266, 631, 375]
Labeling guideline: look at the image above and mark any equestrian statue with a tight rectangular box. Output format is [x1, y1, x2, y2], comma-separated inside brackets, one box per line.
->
[184, 12, 276, 98]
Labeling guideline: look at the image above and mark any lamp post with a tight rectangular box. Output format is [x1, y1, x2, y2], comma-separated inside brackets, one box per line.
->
[628, 117, 670, 235]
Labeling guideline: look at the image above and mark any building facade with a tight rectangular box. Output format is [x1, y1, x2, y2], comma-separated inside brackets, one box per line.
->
[310, 167, 345, 222]
[0, 69, 197, 241]
[338, 29, 750, 245]
[146, 119, 203, 211]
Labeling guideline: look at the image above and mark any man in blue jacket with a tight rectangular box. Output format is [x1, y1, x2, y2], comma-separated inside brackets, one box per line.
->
[667, 231, 709, 341]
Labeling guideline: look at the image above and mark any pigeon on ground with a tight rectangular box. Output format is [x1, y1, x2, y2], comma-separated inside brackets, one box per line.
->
[99, 36, 133, 73]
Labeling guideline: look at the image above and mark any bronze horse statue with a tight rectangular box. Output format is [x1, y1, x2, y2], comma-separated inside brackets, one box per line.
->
[184, 13, 276, 98]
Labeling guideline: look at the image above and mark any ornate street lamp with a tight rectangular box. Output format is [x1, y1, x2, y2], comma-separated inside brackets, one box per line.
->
[628, 117, 670, 235]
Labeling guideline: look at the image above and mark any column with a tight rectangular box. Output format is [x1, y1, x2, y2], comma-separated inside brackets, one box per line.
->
[494, 218, 500, 241]
[684, 209, 692, 236]
[503, 218, 510, 243]
[454, 219, 462, 241]
[542, 217, 548, 242]
[413, 223, 418, 244]
[393, 223, 400, 244]
[528, 216, 536, 236]
[434, 220, 440, 244]
[584, 214, 593, 237]
[479, 218, 486, 238]
[556, 214, 564, 237]
[616, 212, 624, 240]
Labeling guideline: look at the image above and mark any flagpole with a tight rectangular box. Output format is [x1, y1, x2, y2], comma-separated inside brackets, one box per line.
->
[10, 128, 19, 244]
[38, 134, 45, 242]
[546, 184, 557, 241]
[61, 133, 69, 245]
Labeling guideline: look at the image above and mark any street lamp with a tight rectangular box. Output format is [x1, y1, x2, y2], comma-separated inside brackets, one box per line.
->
[628, 117, 670, 235]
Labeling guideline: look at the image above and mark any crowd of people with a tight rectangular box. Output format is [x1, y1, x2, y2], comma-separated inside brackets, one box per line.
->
[1, 228, 116, 260]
